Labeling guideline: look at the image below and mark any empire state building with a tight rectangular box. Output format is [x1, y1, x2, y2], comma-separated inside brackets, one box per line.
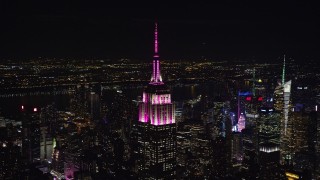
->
[137, 23, 176, 179]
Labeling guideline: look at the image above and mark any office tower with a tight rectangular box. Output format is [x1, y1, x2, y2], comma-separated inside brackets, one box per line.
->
[279, 80, 293, 165]
[273, 84, 284, 112]
[237, 91, 251, 128]
[40, 126, 53, 162]
[211, 137, 229, 178]
[39, 104, 58, 134]
[176, 111, 217, 178]
[237, 91, 260, 132]
[202, 106, 214, 124]
[0, 142, 22, 179]
[212, 100, 231, 138]
[175, 102, 183, 125]
[176, 130, 191, 177]
[252, 67, 256, 96]
[0, 116, 23, 179]
[21, 108, 41, 164]
[314, 111, 320, 179]
[274, 57, 294, 165]
[308, 109, 317, 145]
[137, 23, 176, 179]
[51, 148, 65, 179]
[241, 128, 258, 179]
[274, 81, 287, 163]
[246, 75, 264, 130]
[291, 111, 309, 154]
[292, 80, 315, 111]
[88, 92, 101, 123]
[300, 111, 320, 179]
[258, 143, 281, 179]
[257, 107, 280, 145]
[273, 55, 287, 113]
[237, 114, 246, 132]
[210, 100, 233, 177]
[39, 104, 56, 163]
[70, 84, 90, 119]
[231, 132, 242, 165]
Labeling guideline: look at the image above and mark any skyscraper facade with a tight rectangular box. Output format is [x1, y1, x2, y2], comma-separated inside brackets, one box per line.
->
[257, 107, 280, 145]
[258, 143, 281, 179]
[274, 61, 293, 166]
[279, 80, 293, 165]
[315, 111, 320, 179]
[137, 23, 176, 179]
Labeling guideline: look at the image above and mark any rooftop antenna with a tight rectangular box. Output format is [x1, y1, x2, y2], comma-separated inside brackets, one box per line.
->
[150, 22, 163, 84]
[282, 54, 286, 85]
[252, 67, 256, 97]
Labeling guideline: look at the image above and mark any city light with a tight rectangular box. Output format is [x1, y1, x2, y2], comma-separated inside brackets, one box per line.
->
[0, 5, 319, 179]
[237, 114, 245, 132]
[285, 172, 299, 179]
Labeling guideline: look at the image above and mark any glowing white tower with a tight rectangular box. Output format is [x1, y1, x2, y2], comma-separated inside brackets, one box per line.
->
[274, 56, 293, 165]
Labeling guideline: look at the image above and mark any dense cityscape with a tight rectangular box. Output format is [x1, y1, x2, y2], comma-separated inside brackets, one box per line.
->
[1, 22, 320, 179]
[1, 2, 320, 180]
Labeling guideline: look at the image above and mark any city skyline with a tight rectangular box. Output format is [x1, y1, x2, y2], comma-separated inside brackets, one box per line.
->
[0, 2, 320, 180]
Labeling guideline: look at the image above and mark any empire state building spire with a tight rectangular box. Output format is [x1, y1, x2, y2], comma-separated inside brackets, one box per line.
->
[154, 22, 158, 55]
[150, 22, 163, 84]
[137, 23, 176, 179]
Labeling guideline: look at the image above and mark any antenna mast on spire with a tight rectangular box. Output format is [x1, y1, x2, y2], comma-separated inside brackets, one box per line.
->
[154, 22, 158, 55]
[282, 55, 286, 85]
[150, 22, 163, 84]
[252, 67, 256, 97]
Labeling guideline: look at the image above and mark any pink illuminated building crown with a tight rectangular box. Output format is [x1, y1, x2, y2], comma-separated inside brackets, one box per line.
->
[138, 22, 175, 126]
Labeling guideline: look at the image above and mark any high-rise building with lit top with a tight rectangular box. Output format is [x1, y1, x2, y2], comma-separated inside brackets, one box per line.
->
[257, 107, 280, 145]
[274, 57, 294, 165]
[278, 80, 293, 165]
[258, 143, 281, 179]
[137, 23, 176, 179]
[314, 111, 320, 179]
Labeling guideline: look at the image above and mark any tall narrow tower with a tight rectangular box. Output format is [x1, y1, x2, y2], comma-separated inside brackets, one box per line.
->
[282, 55, 286, 85]
[137, 23, 176, 179]
[252, 67, 256, 97]
[274, 55, 293, 165]
[150, 23, 163, 85]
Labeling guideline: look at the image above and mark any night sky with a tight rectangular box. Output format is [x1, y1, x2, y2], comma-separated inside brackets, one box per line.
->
[1, 1, 319, 61]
